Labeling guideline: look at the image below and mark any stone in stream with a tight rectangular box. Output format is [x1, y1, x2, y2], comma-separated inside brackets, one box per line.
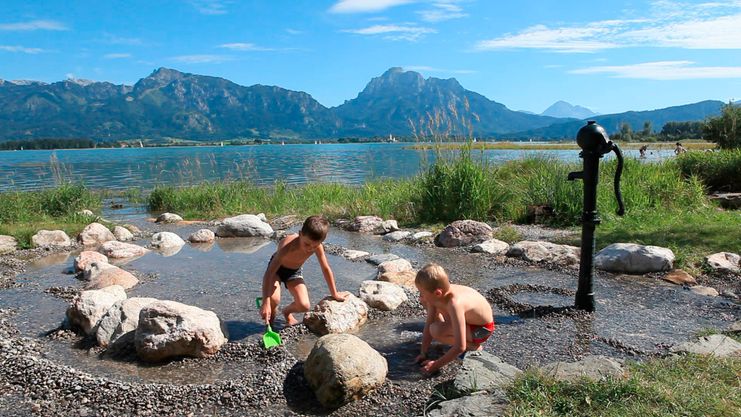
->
[540, 355, 624, 382]
[77, 222, 116, 246]
[83, 263, 139, 290]
[304, 333, 387, 408]
[74, 251, 109, 274]
[704, 252, 740, 274]
[366, 253, 400, 265]
[188, 229, 215, 243]
[31, 230, 72, 248]
[215, 214, 274, 238]
[155, 212, 183, 223]
[303, 294, 368, 335]
[670, 334, 741, 357]
[150, 232, 186, 251]
[359, 280, 408, 311]
[113, 226, 134, 241]
[341, 249, 369, 260]
[344, 216, 383, 233]
[435, 220, 493, 248]
[378, 270, 417, 289]
[507, 241, 580, 266]
[377, 258, 413, 277]
[452, 351, 522, 397]
[270, 214, 300, 230]
[410, 231, 434, 242]
[472, 238, 510, 256]
[594, 243, 674, 274]
[134, 300, 227, 362]
[382, 231, 411, 242]
[100, 241, 150, 259]
[0, 235, 18, 254]
[66, 285, 127, 335]
[96, 297, 159, 347]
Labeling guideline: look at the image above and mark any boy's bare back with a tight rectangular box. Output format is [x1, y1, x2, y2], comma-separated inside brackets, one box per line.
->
[442, 284, 493, 326]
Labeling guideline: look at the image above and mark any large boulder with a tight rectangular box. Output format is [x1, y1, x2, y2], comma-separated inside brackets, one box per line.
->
[670, 335, 741, 357]
[155, 212, 183, 223]
[435, 220, 493, 248]
[359, 281, 408, 311]
[541, 355, 625, 382]
[304, 333, 387, 408]
[31, 230, 72, 248]
[113, 226, 135, 241]
[377, 270, 417, 288]
[344, 216, 383, 233]
[594, 243, 674, 274]
[215, 214, 274, 238]
[96, 297, 159, 347]
[0, 235, 18, 254]
[100, 241, 149, 259]
[83, 263, 139, 290]
[66, 285, 127, 335]
[188, 229, 215, 243]
[472, 238, 510, 255]
[507, 241, 580, 266]
[134, 300, 227, 362]
[303, 294, 369, 335]
[704, 252, 740, 274]
[78, 222, 116, 246]
[74, 251, 109, 274]
[452, 351, 522, 396]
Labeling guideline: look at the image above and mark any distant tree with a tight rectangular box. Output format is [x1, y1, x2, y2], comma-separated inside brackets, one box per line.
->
[642, 121, 653, 137]
[703, 102, 740, 149]
[660, 121, 704, 141]
[613, 122, 633, 141]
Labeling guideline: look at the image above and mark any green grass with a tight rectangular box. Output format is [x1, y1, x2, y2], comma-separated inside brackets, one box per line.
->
[0, 183, 102, 248]
[507, 355, 741, 416]
[675, 148, 741, 192]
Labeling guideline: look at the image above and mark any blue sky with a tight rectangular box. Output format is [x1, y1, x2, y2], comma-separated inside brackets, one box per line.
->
[1, 0, 740, 115]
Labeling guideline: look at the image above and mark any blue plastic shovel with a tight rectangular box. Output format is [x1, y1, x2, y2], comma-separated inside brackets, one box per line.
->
[255, 297, 282, 348]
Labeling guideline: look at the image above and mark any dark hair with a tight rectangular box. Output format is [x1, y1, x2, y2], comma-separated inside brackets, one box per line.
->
[301, 215, 329, 241]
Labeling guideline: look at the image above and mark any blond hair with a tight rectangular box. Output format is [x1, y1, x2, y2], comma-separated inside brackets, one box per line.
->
[415, 263, 450, 292]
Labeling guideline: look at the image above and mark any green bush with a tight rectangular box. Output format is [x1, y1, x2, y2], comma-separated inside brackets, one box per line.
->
[675, 149, 741, 192]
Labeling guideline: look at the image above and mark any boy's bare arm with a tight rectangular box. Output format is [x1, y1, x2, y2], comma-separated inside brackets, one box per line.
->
[315, 244, 347, 301]
[259, 253, 282, 321]
[416, 306, 436, 363]
[424, 300, 467, 373]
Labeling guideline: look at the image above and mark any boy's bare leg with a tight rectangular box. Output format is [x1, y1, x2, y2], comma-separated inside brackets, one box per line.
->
[429, 321, 478, 350]
[283, 279, 311, 326]
[267, 279, 281, 326]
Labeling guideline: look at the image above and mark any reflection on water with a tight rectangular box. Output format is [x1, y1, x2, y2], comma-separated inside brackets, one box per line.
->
[216, 237, 271, 254]
[0, 143, 675, 191]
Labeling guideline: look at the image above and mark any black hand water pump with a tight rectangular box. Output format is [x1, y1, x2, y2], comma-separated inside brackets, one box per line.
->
[567, 121, 625, 312]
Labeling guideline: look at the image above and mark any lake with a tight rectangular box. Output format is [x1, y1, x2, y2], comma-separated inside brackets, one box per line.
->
[0, 142, 673, 191]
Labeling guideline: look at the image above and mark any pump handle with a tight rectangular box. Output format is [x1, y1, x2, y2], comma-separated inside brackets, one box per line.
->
[611, 142, 625, 216]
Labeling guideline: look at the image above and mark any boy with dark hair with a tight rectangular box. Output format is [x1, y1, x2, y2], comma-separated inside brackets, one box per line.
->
[260, 215, 348, 326]
[414, 263, 495, 373]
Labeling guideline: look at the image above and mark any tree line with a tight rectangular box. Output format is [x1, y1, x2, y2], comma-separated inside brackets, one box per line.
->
[0, 138, 123, 150]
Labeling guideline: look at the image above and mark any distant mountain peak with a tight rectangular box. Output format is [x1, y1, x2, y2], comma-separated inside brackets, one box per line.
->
[542, 100, 597, 119]
[148, 67, 186, 82]
[64, 77, 97, 87]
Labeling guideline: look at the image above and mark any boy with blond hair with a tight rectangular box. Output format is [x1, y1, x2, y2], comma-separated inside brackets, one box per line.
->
[260, 215, 349, 326]
[414, 263, 495, 373]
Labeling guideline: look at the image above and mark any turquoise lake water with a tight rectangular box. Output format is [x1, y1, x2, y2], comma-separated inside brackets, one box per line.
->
[0, 142, 673, 191]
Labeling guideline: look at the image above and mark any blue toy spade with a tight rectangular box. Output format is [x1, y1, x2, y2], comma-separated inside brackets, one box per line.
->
[255, 297, 282, 348]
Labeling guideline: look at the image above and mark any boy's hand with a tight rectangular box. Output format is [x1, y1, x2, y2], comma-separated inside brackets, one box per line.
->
[414, 353, 427, 364]
[331, 291, 351, 302]
[260, 302, 271, 323]
[420, 359, 438, 374]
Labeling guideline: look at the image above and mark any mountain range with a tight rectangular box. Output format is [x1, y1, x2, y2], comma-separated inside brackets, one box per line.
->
[0, 67, 726, 141]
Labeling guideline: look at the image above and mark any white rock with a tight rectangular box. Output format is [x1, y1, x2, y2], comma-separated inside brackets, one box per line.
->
[151, 232, 186, 250]
[359, 280, 408, 311]
[541, 355, 625, 381]
[155, 212, 183, 223]
[100, 241, 149, 259]
[507, 241, 580, 265]
[341, 249, 369, 260]
[382, 231, 411, 242]
[188, 229, 215, 243]
[435, 220, 493, 247]
[66, 285, 127, 335]
[83, 263, 139, 290]
[690, 286, 719, 297]
[377, 258, 413, 277]
[31, 230, 72, 248]
[215, 214, 274, 238]
[303, 294, 369, 335]
[96, 297, 159, 347]
[0, 235, 18, 254]
[113, 226, 134, 241]
[377, 270, 417, 289]
[74, 251, 109, 274]
[377, 220, 400, 234]
[344, 216, 383, 233]
[304, 333, 387, 408]
[77, 209, 95, 217]
[594, 243, 674, 274]
[410, 231, 433, 241]
[670, 334, 741, 357]
[77, 222, 116, 246]
[704, 252, 740, 274]
[472, 238, 510, 255]
[135, 300, 227, 362]
[256, 213, 267, 222]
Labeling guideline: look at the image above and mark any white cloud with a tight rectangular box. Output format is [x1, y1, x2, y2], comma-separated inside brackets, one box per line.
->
[0, 45, 46, 54]
[417, 1, 468, 22]
[344, 24, 435, 41]
[104, 53, 132, 59]
[570, 61, 741, 80]
[101, 34, 143, 46]
[329, 0, 416, 13]
[218, 42, 273, 51]
[475, 1, 741, 52]
[0, 19, 68, 31]
[404, 65, 475, 74]
[189, 0, 230, 15]
[170, 54, 233, 64]
[286, 28, 303, 35]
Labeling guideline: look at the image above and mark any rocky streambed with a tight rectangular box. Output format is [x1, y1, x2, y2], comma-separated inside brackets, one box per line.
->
[1, 211, 739, 416]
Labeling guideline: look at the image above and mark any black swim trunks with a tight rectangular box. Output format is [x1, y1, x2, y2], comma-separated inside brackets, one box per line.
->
[268, 253, 304, 288]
